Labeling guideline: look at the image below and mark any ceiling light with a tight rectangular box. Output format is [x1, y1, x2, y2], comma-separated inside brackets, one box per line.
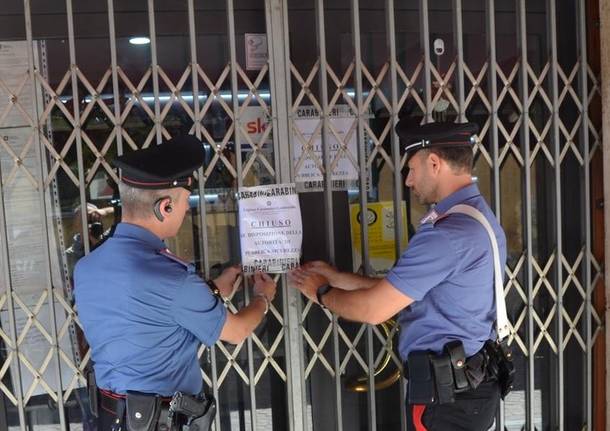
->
[129, 37, 150, 45]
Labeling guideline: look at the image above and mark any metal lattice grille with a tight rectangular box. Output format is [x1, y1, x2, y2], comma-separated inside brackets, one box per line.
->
[0, 0, 603, 430]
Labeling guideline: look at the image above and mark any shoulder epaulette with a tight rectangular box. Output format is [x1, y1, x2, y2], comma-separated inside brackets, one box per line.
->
[433, 213, 450, 226]
[157, 248, 192, 270]
[420, 209, 439, 225]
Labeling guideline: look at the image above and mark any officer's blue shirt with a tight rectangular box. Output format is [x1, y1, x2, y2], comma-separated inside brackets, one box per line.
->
[74, 223, 227, 396]
[386, 183, 507, 361]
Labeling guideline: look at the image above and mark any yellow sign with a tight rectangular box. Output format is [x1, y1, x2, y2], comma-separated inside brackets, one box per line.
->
[349, 201, 408, 275]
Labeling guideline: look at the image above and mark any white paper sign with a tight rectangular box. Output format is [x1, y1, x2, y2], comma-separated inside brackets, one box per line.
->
[245, 33, 268, 71]
[292, 105, 359, 189]
[238, 183, 302, 273]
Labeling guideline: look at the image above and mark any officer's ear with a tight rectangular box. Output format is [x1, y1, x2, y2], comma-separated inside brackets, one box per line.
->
[153, 196, 172, 222]
[426, 151, 442, 175]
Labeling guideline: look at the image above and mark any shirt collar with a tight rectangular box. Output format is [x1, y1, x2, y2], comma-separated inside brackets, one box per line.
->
[420, 182, 481, 224]
[113, 222, 166, 250]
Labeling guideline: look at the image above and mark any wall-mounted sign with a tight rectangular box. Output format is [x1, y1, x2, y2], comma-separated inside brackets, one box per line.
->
[349, 201, 408, 276]
[292, 105, 361, 191]
[245, 33, 268, 71]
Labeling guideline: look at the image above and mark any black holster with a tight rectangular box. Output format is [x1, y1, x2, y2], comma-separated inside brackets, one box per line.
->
[185, 408, 215, 431]
[168, 392, 216, 431]
[406, 340, 490, 405]
[484, 339, 515, 399]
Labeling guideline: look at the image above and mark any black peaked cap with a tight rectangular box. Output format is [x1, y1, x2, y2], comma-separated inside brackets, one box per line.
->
[112, 135, 205, 189]
[396, 121, 478, 160]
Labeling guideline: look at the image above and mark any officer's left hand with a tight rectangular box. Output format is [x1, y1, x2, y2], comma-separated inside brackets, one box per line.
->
[214, 264, 242, 298]
[288, 268, 328, 304]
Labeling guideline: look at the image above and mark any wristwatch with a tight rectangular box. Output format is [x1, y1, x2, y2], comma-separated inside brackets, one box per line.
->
[207, 279, 222, 298]
[316, 284, 333, 308]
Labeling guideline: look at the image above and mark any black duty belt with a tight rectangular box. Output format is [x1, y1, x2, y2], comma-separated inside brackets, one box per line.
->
[99, 389, 126, 416]
[403, 350, 486, 380]
[99, 389, 216, 431]
[404, 341, 492, 405]
[99, 389, 172, 415]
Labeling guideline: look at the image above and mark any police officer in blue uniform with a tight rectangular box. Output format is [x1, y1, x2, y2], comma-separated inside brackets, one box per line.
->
[289, 122, 510, 431]
[74, 135, 276, 430]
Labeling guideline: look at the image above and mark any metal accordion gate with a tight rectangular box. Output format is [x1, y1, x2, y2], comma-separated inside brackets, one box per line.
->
[0, 0, 604, 430]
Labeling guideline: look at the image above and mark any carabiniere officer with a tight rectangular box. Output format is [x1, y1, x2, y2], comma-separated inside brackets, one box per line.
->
[75, 135, 277, 430]
[290, 121, 514, 431]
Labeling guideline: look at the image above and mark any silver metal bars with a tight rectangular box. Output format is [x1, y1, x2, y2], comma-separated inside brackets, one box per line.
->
[0, 1, 601, 430]
[516, 1, 536, 429]
[576, 0, 593, 426]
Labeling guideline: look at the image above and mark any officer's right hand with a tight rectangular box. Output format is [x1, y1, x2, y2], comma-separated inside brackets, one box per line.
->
[253, 272, 276, 302]
[214, 264, 242, 298]
[302, 261, 339, 285]
[220, 272, 277, 345]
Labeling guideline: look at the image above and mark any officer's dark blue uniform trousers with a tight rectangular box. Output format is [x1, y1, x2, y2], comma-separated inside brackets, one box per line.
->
[406, 380, 500, 431]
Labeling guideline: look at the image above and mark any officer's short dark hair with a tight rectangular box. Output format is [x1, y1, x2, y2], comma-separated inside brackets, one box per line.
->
[422, 146, 474, 174]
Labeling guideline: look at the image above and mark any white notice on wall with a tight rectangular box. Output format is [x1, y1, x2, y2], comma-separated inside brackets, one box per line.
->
[245, 33, 268, 71]
[238, 183, 302, 273]
[292, 105, 360, 189]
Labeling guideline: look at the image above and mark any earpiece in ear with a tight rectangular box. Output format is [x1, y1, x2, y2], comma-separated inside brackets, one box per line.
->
[153, 196, 171, 222]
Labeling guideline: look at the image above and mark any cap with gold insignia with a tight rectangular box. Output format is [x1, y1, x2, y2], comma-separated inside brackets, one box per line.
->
[396, 121, 478, 161]
[112, 135, 205, 189]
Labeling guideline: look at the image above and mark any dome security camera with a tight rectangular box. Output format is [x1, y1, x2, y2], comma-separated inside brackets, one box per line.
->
[433, 38, 445, 56]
